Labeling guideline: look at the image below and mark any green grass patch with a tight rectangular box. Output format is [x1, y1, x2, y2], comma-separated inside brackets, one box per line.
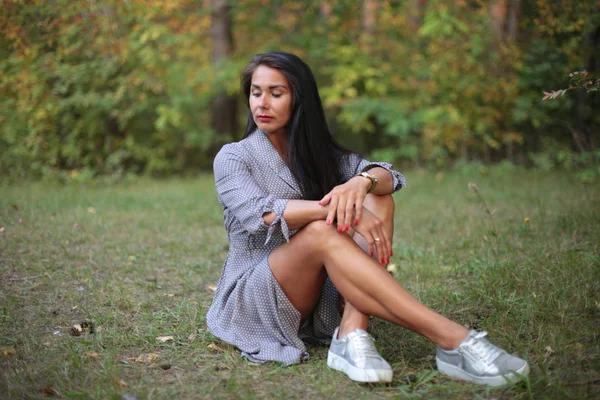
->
[1, 169, 599, 399]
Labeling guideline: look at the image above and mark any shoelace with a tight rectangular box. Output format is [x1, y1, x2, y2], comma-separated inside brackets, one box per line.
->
[461, 331, 503, 365]
[348, 332, 382, 360]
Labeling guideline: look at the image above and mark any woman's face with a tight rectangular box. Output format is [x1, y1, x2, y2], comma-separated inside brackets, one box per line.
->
[249, 65, 292, 136]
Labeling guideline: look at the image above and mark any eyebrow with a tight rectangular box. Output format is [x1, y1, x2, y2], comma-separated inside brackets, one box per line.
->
[251, 84, 288, 90]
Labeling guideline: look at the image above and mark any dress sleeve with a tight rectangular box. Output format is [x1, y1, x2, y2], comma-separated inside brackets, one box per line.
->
[341, 152, 407, 192]
[213, 144, 291, 244]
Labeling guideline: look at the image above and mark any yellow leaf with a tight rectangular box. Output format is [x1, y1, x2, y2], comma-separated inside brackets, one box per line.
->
[156, 336, 174, 343]
[207, 284, 217, 292]
[2, 348, 16, 356]
[135, 353, 159, 364]
[86, 351, 101, 359]
[207, 343, 224, 351]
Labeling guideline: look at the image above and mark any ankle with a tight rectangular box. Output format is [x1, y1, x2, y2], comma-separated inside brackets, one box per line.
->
[437, 327, 470, 350]
[338, 322, 368, 339]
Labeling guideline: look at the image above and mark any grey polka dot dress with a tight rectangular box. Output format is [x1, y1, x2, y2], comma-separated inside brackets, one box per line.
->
[206, 130, 406, 365]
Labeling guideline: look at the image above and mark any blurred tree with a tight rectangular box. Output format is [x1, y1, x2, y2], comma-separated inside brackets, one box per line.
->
[210, 0, 238, 142]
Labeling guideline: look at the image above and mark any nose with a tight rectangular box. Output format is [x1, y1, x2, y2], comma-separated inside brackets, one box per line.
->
[258, 93, 269, 110]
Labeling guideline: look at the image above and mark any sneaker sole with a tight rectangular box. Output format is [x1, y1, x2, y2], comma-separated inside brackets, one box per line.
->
[436, 357, 530, 387]
[327, 351, 393, 383]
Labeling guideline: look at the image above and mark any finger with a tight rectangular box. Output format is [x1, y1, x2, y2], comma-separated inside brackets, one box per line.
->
[383, 228, 392, 259]
[319, 192, 332, 206]
[363, 231, 375, 257]
[344, 194, 354, 231]
[380, 228, 391, 264]
[337, 197, 347, 232]
[374, 223, 386, 264]
[326, 195, 338, 226]
[354, 196, 364, 226]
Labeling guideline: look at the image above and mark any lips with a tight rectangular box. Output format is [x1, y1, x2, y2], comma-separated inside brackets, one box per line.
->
[257, 115, 273, 122]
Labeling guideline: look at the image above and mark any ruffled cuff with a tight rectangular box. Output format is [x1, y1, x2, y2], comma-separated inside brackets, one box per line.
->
[264, 198, 290, 245]
[361, 162, 407, 192]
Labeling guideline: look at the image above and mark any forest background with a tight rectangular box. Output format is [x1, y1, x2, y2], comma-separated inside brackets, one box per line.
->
[1, 0, 599, 182]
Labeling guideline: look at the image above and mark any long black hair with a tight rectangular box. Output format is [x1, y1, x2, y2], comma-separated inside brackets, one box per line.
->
[241, 51, 353, 200]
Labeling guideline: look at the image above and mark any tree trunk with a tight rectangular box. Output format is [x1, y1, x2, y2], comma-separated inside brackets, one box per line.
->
[407, 0, 426, 30]
[210, 0, 238, 141]
[506, 0, 521, 42]
[361, 0, 377, 51]
[320, 1, 332, 18]
[489, 0, 507, 41]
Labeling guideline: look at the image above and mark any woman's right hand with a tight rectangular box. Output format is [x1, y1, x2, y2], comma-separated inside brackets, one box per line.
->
[352, 206, 391, 265]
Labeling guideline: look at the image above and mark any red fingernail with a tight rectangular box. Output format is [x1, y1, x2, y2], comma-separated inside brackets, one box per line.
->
[326, 219, 331, 225]
[345, 226, 350, 232]
[354, 219, 359, 226]
[390, 250, 393, 256]
[370, 251, 374, 257]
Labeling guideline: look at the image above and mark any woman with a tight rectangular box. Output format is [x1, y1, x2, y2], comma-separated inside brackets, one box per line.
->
[207, 51, 529, 386]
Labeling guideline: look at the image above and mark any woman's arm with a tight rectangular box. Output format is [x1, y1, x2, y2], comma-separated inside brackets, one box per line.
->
[263, 200, 328, 230]
[354, 166, 395, 195]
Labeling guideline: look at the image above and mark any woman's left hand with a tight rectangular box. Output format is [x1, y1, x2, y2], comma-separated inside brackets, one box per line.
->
[319, 177, 370, 231]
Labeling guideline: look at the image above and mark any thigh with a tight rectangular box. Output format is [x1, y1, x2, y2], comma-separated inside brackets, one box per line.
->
[268, 222, 331, 321]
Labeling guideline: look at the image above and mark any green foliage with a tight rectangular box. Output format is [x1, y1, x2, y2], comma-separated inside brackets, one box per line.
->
[1, 0, 599, 180]
[0, 0, 222, 180]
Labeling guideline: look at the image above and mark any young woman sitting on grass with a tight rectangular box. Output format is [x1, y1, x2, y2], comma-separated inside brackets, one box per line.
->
[206, 51, 529, 386]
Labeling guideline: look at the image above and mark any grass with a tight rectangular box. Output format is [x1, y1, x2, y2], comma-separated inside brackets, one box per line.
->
[1, 167, 599, 399]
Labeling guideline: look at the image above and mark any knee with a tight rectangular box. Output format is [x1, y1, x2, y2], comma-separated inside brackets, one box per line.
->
[303, 220, 332, 236]
[366, 193, 395, 220]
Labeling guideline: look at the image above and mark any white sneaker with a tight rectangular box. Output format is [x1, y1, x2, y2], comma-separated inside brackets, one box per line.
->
[436, 330, 530, 387]
[327, 327, 393, 383]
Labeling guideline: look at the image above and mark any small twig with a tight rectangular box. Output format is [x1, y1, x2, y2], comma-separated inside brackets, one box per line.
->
[563, 377, 600, 386]
[468, 183, 499, 237]
[2, 275, 42, 282]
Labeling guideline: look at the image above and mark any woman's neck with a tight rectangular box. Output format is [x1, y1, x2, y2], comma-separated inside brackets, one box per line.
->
[265, 130, 287, 159]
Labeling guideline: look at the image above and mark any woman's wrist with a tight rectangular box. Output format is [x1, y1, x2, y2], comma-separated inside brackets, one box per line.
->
[352, 174, 374, 192]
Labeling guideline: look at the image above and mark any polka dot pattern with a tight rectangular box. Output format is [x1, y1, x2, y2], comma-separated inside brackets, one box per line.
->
[206, 130, 406, 365]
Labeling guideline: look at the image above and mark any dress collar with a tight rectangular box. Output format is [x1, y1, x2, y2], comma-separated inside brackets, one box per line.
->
[245, 130, 302, 195]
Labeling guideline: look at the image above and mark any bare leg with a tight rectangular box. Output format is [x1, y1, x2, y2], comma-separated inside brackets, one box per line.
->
[338, 194, 395, 338]
[269, 198, 468, 350]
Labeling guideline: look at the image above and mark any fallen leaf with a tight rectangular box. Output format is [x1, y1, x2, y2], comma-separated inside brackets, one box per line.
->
[167, 293, 175, 297]
[544, 346, 554, 357]
[188, 333, 197, 343]
[207, 284, 217, 292]
[207, 343, 224, 351]
[72, 305, 78, 310]
[70, 324, 83, 337]
[86, 351, 101, 359]
[40, 387, 60, 396]
[117, 378, 128, 387]
[80, 320, 95, 334]
[2, 348, 16, 356]
[11, 204, 20, 211]
[135, 353, 159, 364]
[88, 207, 96, 214]
[386, 263, 397, 273]
[156, 336, 174, 343]
[0, 227, 5, 233]
[43, 342, 51, 347]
